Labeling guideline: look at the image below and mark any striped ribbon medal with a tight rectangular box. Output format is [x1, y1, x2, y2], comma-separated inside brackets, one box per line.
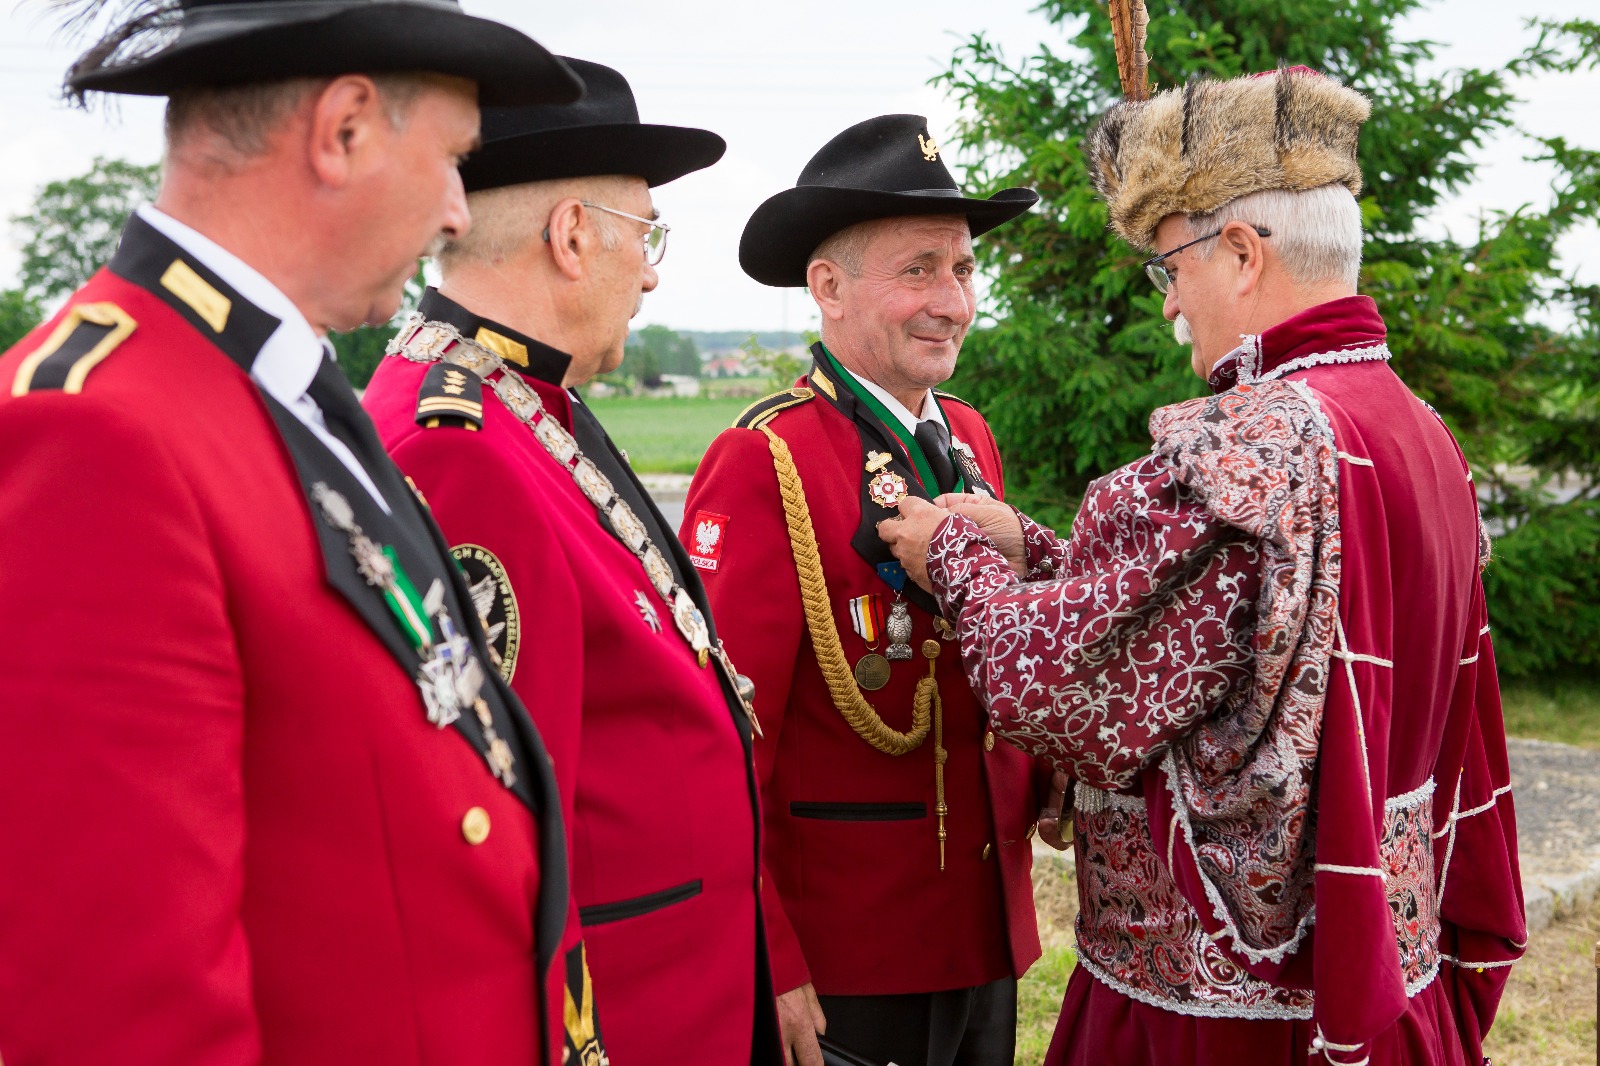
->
[849, 593, 892, 691]
[849, 593, 885, 644]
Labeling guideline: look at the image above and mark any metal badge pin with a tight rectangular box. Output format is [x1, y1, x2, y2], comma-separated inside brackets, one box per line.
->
[886, 597, 914, 661]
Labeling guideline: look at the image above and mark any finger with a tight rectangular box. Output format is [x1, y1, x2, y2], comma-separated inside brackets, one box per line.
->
[895, 495, 940, 518]
[808, 993, 827, 1034]
[797, 1029, 826, 1066]
[1051, 768, 1070, 792]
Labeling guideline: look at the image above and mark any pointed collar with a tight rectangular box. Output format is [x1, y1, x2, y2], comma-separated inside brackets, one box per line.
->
[418, 287, 572, 387]
[109, 209, 289, 382]
[1209, 295, 1388, 393]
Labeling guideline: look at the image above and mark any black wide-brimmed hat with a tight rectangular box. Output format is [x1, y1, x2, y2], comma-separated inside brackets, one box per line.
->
[459, 57, 725, 193]
[60, 0, 583, 108]
[740, 114, 1038, 287]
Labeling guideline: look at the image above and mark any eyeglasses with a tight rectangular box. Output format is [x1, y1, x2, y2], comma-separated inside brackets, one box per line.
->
[1141, 225, 1271, 293]
[581, 201, 671, 266]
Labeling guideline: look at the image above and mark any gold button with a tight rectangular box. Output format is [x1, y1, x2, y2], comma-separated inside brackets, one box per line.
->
[983, 731, 995, 752]
[981, 843, 993, 860]
[462, 806, 491, 845]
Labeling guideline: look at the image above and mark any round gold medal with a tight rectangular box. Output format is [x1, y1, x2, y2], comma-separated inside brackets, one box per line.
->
[853, 652, 891, 691]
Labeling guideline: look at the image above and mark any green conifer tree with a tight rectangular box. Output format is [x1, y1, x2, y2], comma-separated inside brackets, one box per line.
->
[939, 2, 1599, 674]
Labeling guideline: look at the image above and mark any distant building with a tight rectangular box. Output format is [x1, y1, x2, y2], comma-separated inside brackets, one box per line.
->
[653, 374, 702, 398]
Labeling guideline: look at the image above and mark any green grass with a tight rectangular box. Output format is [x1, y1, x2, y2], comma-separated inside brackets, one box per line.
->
[1017, 943, 1075, 1065]
[1502, 677, 1600, 749]
[585, 394, 753, 474]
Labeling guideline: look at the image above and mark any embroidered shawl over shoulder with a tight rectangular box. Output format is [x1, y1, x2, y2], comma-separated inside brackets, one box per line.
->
[933, 380, 1339, 965]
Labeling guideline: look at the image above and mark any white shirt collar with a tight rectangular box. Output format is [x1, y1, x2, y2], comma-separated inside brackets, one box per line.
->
[831, 360, 944, 436]
[136, 205, 326, 405]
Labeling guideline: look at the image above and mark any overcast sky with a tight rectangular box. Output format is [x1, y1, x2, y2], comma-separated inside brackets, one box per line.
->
[2, 0, 1596, 335]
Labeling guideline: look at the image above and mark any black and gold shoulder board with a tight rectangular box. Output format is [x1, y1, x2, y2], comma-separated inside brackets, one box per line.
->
[10, 302, 136, 397]
[932, 387, 977, 411]
[733, 386, 814, 431]
[415, 362, 485, 431]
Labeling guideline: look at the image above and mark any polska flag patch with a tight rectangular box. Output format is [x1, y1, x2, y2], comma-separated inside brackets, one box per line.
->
[689, 510, 730, 572]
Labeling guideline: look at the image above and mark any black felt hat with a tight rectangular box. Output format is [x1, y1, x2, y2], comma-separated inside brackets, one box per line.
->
[739, 114, 1038, 287]
[62, 0, 583, 108]
[458, 57, 725, 193]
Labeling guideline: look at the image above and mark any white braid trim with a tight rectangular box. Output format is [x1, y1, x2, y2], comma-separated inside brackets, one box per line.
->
[1255, 343, 1393, 383]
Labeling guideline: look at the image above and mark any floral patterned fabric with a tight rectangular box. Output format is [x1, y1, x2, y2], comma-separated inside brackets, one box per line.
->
[933, 380, 1339, 964]
[928, 297, 1523, 1060]
[1070, 779, 1440, 1019]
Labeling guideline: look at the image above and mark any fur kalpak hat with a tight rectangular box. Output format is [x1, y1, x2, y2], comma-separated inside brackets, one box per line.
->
[1086, 67, 1371, 251]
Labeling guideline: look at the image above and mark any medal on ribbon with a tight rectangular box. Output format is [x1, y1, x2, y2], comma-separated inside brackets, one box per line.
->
[868, 469, 909, 508]
[848, 593, 891, 691]
[311, 482, 514, 787]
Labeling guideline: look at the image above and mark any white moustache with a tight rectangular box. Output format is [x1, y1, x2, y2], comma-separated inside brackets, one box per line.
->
[1173, 314, 1193, 346]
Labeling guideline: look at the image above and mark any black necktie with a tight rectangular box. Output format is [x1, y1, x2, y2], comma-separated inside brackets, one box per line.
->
[914, 418, 958, 496]
[304, 350, 410, 509]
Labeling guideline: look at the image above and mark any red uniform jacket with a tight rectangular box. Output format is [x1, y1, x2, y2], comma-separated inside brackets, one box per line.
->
[682, 347, 1043, 997]
[0, 218, 568, 1065]
[363, 289, 782, 1066]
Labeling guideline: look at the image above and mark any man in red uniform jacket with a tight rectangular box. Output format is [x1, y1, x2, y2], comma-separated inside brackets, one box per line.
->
[0, 5, 586, 1066]
[362, 59, 783, 1066]
[882, 69, 1524, 1066]
[682, 115, 1051, 1066]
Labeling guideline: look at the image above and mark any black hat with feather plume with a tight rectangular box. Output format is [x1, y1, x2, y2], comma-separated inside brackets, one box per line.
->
[51, 0, 583, 108]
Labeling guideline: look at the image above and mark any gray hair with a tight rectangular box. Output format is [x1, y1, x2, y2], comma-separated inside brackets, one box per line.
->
[807, 219, 877, 277]
[1185, 183, 1362, 289]
[165, 73, 431, 163]
[437, 175, 630, 267]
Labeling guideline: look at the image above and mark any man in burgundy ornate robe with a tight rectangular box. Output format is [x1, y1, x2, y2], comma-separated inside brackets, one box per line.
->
[881, 69, 1523, 1065]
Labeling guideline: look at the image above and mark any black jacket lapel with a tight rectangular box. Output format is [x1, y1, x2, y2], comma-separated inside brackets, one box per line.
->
[807, 352, 942, 616]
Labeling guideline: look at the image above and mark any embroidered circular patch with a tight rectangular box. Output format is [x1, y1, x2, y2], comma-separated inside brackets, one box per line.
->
[868, 470, 909, 508]
[452, 543, 521, 682]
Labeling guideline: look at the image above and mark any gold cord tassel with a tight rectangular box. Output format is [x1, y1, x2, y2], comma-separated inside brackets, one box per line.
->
[759, 425, 930, 755]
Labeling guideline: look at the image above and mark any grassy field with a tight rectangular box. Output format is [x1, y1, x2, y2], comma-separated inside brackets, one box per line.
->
[1502, 676, 1600, 750]
[585, 393, 756, 474]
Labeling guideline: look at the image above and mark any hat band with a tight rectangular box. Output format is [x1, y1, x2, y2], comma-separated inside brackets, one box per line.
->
[185, 0, 462, 30]
[801, 186, 965, 198]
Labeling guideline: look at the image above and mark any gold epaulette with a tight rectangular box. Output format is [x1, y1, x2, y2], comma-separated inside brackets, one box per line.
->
[932, 387, 976, 411]
[414, 362, 485, 431]
[10, 302, 136, 397]
[733, 386, 814, 431]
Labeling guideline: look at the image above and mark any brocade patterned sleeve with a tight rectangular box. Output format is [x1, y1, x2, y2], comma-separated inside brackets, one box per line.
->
[928, 454, 1263, 790]
[1016, 507, 1069, 581]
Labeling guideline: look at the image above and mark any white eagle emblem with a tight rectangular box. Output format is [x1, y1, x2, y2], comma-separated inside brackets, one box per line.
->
[695, 519, 722, 555]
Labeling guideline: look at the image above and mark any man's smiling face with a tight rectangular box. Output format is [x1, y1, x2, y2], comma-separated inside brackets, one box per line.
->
[831, 214, 976, 402]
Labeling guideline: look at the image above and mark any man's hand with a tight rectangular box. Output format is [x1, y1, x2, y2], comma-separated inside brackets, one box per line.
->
[876, 496, 953, 593]
[1036, 768, 1073, 851]
[777, 983, 827, 1066]
[934, 492, 1027, 576]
